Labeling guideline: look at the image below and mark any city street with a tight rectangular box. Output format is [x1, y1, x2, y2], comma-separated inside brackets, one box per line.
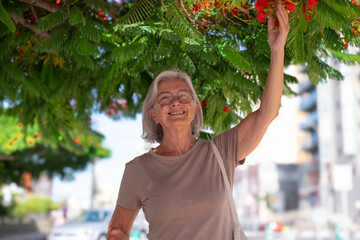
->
[2, 231, 360, 240]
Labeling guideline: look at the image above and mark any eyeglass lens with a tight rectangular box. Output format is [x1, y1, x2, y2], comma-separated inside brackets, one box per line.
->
[157, 90, 192, 105]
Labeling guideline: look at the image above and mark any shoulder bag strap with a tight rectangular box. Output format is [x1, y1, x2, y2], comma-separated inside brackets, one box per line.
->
[210, 140, 247, 240]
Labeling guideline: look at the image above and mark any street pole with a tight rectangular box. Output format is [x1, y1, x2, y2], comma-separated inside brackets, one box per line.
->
[90, 157, 98, 208]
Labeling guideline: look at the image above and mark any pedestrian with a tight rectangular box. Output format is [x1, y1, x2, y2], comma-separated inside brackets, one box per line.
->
[108, 3, 289, 240]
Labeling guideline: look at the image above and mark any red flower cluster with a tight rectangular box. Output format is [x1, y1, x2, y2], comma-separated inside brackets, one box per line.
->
[303, 0, 318, 21]
[192, 0, 213, 12]
[192, 0, 239, 17]
[255, 0, 318, 23]
[255, 0, 296, 23]
[201, 99, 207, 108]
[351, 0, 360, 7]
[223, 105, 231, 113]
[351, 0, 360, 37]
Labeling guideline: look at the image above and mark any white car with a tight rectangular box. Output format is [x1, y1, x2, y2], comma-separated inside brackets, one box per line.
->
[47, 208, 111, 240]
[47, 208, 148, 240]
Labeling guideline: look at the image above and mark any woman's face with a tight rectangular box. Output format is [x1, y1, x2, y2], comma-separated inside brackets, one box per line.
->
[149, 79, 199, 133]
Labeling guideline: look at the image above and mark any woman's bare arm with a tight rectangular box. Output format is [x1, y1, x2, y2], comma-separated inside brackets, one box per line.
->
[236, 3, 290, 162]
[107, 205, 140, 240]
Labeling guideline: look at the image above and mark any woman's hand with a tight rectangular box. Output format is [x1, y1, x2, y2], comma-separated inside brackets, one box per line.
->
[268, 3, 290, 53]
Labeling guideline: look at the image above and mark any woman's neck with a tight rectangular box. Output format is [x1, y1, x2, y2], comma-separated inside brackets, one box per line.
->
[154, 130, 197, 156]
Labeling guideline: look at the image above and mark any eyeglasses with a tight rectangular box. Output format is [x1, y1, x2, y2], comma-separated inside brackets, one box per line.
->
[156, 90, 194, 106]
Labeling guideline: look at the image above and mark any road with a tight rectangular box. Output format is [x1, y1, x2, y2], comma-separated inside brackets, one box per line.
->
[2, 231, 360, 240]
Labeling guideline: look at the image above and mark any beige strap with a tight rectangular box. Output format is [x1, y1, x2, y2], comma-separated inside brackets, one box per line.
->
[210, 140, 247, 240]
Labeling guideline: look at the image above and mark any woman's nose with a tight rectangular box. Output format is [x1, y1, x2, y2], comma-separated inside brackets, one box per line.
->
[171, 97, 181, 106]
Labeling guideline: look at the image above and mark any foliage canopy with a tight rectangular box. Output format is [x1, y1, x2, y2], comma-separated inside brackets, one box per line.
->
[0, 0, 359, 181]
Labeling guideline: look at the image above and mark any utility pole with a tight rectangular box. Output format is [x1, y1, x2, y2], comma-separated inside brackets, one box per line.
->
[90, 157, 98, 208]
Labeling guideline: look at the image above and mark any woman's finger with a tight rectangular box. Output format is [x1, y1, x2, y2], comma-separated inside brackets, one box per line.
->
[276, 4, 288, 24]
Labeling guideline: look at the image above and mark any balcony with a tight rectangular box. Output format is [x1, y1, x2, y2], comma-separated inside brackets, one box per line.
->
[298, 79, 315, 95]
[301, 132, 318, 152]
[299, 89, 317, 112]
[300, 111, 318, 131]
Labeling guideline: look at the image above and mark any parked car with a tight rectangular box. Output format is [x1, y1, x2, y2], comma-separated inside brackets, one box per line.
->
[47, 208, 111, 240]
[48, 208, 149, 240]
[259, 220, 285, 232]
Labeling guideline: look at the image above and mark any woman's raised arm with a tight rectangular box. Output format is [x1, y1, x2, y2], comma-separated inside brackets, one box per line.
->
[235, 3, 290, 162]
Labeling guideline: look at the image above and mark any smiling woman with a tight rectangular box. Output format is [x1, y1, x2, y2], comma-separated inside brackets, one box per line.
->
[107, 4, 290, 240]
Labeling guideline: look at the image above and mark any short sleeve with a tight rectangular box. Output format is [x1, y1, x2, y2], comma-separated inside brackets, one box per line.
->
[116, 162, 142, 209]
[212, 126, 245, 168]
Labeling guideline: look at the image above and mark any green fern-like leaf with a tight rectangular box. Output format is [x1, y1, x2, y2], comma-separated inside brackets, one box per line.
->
[323, 28, 346, 51]
[85, 0, 111, 13]
[179, 53, 196, 75]
[0, 36, 12, 62]
[320, 0, 356, 18]
[287, 6, 307, 63]
[218, 43, 252, 73]
[307, 53, 344, 84]
[154, 37, 172, 61]
[118, 0, 158, 24]
[73, 55, 95, 70]
[2, 0, 28, 15]
[76, 21, 101, 43]
[111, 38, 147, 63]
[36, 8, 69, 31]
[69, 6, 85, 26]
[313, 1, 352, 31]
[4, 63, 25, 81]
[0, 1, 15, 33]
[75, 38, 99, 56]
[329, 49, 360, 64]
[34, 28, 68, 52]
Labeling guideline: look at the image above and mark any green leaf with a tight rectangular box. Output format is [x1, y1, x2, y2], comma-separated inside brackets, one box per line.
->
[0, 1, 15, 33]
[219, 44, 252, 73]
[329, 49, 360, 64]
[69, 6, 85, 26]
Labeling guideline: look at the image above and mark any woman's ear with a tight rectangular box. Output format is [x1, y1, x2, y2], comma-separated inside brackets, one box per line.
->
[148, 108, 159, 124]
[194, 103, 199, 115]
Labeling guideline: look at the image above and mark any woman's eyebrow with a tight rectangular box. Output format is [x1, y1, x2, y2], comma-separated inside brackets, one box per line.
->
[157, 89, 191, 95]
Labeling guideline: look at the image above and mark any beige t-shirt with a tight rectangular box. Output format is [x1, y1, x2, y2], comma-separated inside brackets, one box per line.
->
[117, 127, 242, 240]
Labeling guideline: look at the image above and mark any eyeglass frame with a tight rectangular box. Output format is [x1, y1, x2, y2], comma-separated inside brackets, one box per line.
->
[155, 89, 194, 106]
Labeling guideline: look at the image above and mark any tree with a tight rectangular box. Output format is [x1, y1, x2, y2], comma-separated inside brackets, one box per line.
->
[0, 115, 110, 184]
[0, 0, 359, 140]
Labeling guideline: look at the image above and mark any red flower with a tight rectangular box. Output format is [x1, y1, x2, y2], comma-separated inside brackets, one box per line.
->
[19, 48, 23, 55]
[257, 11, 267, 22]
[285, 2, 297, 12]
[73, 138, 80, 144]
[223, 106, 231, 113]
[307, 0, 318, 8]
[232, 8, 238, 16]
[201, 100, 207, 108]
[33, 134, 40, 139]
[16, 30, 20, 37]
[255, 0, 268, 12]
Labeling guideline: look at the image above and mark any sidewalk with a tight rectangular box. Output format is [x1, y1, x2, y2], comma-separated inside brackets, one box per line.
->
[1, 232, 47, 240]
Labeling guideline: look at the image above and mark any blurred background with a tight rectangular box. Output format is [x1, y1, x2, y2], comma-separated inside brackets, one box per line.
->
[1, 46, 359, 240]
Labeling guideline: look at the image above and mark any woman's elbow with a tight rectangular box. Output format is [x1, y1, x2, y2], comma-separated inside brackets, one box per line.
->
[107, 225, 129, 240]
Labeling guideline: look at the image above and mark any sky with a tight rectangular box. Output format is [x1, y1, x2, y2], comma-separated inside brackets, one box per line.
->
[51, 94, 299, 211]
[51, 113, 148, 210]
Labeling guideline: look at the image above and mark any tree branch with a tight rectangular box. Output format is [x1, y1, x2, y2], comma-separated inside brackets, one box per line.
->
[0, 155, 15, 161]
[11, 14, 50, 39]
[29, 4, 38, 23]
[16, 0, 62, 13]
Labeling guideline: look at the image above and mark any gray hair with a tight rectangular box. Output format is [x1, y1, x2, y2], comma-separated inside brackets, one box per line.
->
[142, 70, 203, 143]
